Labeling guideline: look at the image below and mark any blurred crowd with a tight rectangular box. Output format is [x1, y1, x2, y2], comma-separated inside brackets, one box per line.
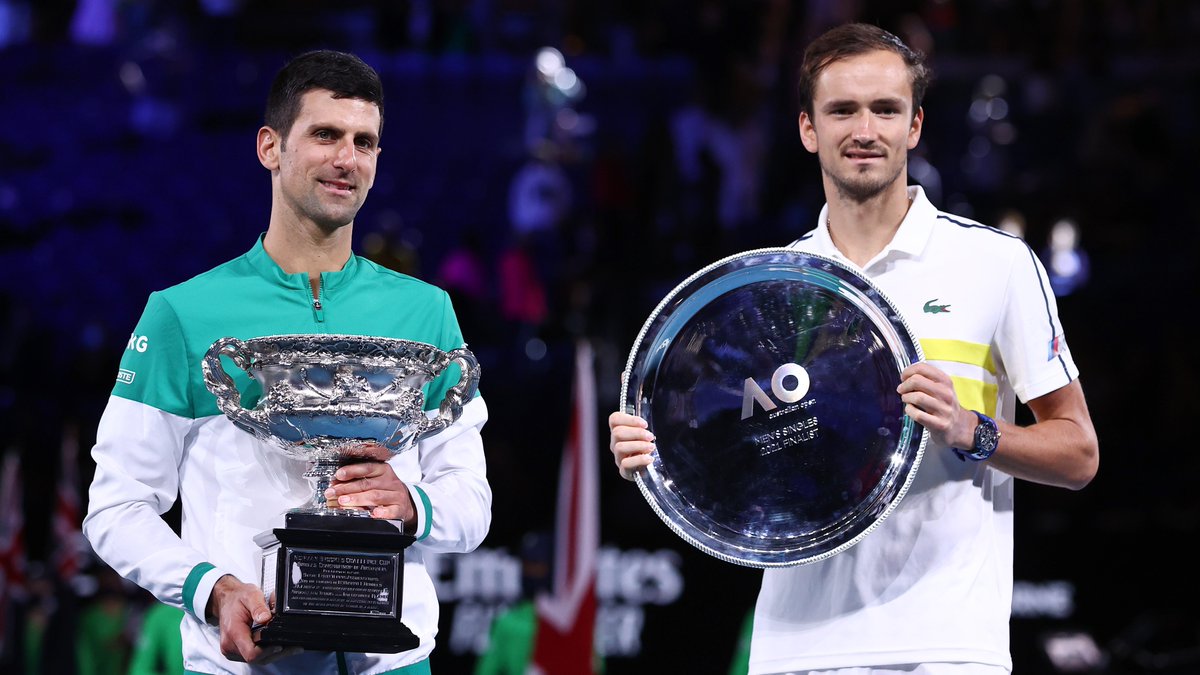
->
[1, 0, 1199, 673]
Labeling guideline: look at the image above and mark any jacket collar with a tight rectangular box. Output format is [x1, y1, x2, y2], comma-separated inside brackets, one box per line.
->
[245, 233, 360, 291]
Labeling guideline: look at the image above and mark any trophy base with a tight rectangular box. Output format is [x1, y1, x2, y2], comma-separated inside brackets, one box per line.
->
[253, 513, 419, 654]
[252, 614, 420, 654]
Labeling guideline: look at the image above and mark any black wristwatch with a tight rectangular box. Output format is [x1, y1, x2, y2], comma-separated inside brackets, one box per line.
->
[953, 411, 1000, 462]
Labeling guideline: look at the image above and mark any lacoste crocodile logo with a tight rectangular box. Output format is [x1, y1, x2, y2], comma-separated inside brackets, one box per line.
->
[923, 299, 951, 314]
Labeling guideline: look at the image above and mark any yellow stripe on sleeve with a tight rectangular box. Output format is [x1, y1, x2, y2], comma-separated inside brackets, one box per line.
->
[919, 338, 996, 375]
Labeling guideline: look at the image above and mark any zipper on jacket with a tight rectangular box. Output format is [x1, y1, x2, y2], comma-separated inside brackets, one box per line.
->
[311, 276, 326, 324]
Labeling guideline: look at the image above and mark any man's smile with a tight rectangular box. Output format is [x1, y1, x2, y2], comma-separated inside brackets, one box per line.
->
[319, 178, 355, 196]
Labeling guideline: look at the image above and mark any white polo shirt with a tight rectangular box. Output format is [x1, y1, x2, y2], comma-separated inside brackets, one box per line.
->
[749, 186, 1077, 673]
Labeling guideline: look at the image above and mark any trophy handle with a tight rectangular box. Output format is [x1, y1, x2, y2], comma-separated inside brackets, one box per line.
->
[414, 347, 481, 443]
[201, 337, 270, 438]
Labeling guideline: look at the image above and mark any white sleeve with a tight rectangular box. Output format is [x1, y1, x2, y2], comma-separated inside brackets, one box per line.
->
[82, 396, 232, 621]
[401, 395, 491, 552]
[996, 242, 1080, 403]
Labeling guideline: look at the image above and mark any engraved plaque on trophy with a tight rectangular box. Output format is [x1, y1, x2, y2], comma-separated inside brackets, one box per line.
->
[203, 334, 480, 652]
[621, 248, 927, 568]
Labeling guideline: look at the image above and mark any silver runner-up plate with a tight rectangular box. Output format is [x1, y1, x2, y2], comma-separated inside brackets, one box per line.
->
[621, 248, 928, 568]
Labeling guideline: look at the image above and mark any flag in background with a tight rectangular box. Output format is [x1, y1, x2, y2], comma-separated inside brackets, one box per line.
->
[0, 451, 27, 657]
[530, 341, 599, 675]
[51, 423, 89, 584]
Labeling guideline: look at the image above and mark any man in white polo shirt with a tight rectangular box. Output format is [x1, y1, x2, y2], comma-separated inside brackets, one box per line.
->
[608, 22, 1098, 674]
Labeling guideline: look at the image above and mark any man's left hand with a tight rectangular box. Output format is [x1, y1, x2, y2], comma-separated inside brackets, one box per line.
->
[325, 460, 417, 524]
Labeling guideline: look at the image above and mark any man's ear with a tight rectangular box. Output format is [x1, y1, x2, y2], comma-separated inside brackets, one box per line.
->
[907, 106, 924, 150]
[798, 112, 819, 154]
[257, 126, 281, 170]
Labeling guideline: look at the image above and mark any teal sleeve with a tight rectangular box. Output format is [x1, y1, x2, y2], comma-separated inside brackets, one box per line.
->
[111, 292, 195, 418]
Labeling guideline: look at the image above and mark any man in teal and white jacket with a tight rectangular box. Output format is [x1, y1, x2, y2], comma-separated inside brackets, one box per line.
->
[84, 49, 491, 675]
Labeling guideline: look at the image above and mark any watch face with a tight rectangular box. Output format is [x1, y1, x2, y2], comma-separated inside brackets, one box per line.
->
[974, 414, 999, 454]
[621, 247, 928, 568]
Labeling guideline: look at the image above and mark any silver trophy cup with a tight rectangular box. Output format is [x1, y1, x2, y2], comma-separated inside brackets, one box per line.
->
[200, 333, 481, 653]
[202, 333, 480, 515]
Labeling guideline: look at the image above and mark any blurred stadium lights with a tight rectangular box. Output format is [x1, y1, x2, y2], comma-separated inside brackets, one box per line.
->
[1013, 579, 1075, 620]
[1014, 580, 1108, 673]
[535, 46, 586, 104]
[525, 337, 548, 361]
[1042, 631, 1108, 673]
[119, 61, 148, 94]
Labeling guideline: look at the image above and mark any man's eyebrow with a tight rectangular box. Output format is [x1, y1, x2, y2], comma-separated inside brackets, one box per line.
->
[302, 122, 338, 133]
[821, 96, 907, 109]
[822, 98, 857, 107]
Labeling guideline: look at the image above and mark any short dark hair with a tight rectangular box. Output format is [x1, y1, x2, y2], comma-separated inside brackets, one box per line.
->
[796, 23, 931, 118]
[264, 50, 385, 139]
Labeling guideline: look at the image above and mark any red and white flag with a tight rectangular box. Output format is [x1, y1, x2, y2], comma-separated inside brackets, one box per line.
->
[0, 451, 27, 655]
[529, 341, 599, 675]
[51, 424, 88, 583]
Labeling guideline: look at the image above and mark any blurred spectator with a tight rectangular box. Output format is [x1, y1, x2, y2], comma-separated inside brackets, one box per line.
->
[520, 46, 587, 152]
[25, 563, 80, 675]
[497, 236, 549, 328]
[728, 608, 753, 675]
[69, 0, 117, 46]
[436, 231, 490, 305]
[473, 531, 603, 675]
[996, 209, 1027, 239]
[500, 141, 575, 331]
[76, 567, 133, 675]
[0, 0, 31, 46]
[363, 216, 423, 278]
[197, 0, 244, 17]
[1042, 217, 1090, 297]
[508, 144, 573, 239]
[127, 599, 184, 675]
[435, 231, 495, 342]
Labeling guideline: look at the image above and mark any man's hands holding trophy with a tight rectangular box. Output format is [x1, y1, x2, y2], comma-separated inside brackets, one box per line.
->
[209, 452, 418, 664]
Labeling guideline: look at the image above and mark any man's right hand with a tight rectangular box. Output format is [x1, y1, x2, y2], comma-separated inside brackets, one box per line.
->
[207, 574, 294, 664]
[608, 412, 655, 481]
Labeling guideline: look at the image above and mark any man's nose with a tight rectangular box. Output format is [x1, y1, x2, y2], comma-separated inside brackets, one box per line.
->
[332, 140, 357, 171]
[852, 111, 875, 140]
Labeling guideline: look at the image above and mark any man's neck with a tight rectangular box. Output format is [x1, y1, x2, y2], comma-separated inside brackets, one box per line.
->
[824, 183, 913, 268]
[262, 219, 354, 296]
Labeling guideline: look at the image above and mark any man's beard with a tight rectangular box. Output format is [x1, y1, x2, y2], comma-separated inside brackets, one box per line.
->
[288, 190, 362, 233]
[821, 157, 905, 204]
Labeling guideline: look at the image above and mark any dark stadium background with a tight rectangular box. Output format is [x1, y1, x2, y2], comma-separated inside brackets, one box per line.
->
[1, 2, 1197, 673]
